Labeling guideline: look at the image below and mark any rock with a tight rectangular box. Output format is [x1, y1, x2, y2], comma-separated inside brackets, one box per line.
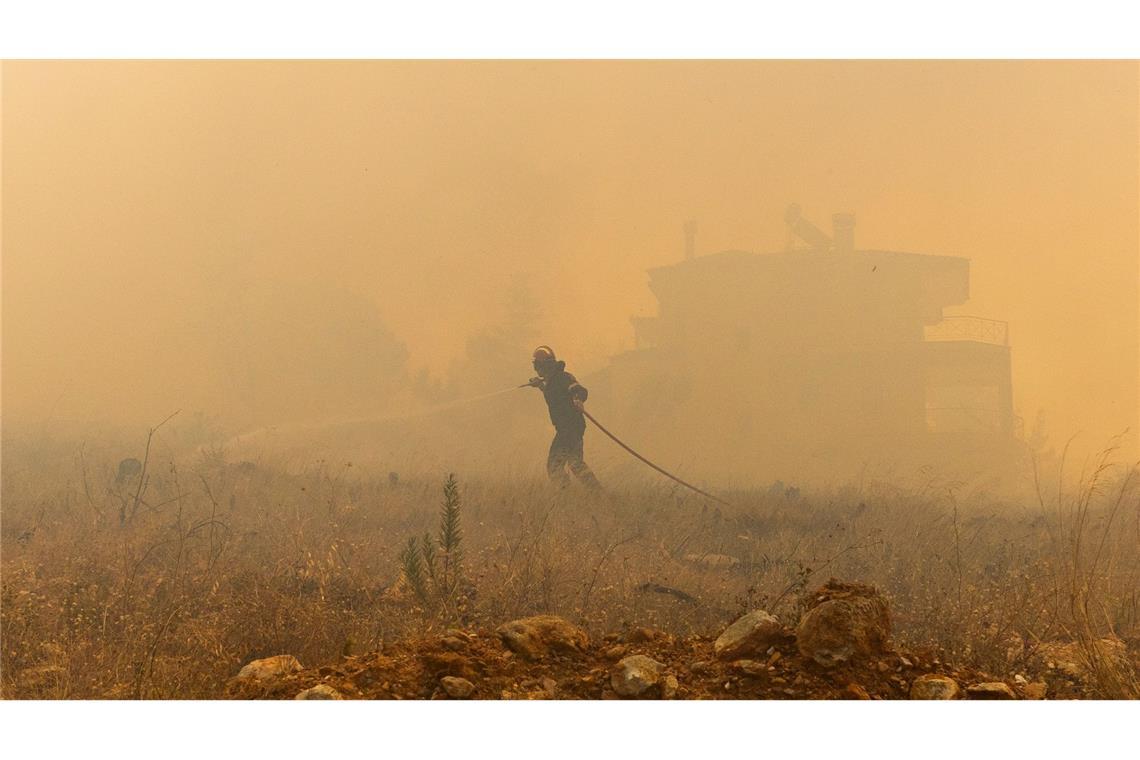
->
[1023, 681, 1047, 700]
[611, 654, 667, 698]
[496, 615, 589, 660]
[845, 683, 871, 699]
[441, 636, 467, 651]
[662, 675, 679, 699]
[295, 684, 343, 700]
[237, 655, 303, 683]
[689, 661, 714, 674]
[909, 674, 960, 700]
[795, 580, 890, 667]
[440, 629, 473, 651]
[440, 676, 476, 699]
[967, 682, 1017, 700]
[730, 659, 768, 676]
[714, 610, 784, 660]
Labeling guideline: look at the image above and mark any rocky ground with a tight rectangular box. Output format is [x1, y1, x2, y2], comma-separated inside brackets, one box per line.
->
[224, 580, 1132, 700]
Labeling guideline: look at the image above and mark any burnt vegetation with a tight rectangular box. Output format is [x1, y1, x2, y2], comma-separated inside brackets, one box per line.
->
[2, 431, 1138, 699]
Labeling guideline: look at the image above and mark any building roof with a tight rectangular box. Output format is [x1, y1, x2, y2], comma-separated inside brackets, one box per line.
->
[644, 248, 971, 312]
[647, 248, 968, 279]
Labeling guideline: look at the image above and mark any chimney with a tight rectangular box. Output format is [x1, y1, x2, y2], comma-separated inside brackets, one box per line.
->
[832, 213, 855, 255]
[683, 220, 697, 260]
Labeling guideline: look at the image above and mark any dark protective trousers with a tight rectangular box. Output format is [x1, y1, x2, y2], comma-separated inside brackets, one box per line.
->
[547, 427, 601, 490]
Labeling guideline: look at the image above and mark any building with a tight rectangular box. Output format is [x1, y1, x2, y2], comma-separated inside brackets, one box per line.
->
[591, 206, 1018, 483]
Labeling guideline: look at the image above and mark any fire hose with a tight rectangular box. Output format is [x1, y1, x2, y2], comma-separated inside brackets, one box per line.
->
[518, 382, 730, 506]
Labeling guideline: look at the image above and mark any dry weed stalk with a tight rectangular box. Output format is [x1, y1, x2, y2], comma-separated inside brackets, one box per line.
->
[3, 431, 1138, 698]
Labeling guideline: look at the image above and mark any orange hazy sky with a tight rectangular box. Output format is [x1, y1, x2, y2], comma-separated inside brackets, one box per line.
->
[2, 61, 1137, 452]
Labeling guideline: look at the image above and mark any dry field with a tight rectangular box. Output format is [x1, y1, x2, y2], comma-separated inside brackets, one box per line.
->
[2, 431, 1138, 699]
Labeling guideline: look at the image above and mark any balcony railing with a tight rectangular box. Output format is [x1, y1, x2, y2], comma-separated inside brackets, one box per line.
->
[924, 316, 1009, 346]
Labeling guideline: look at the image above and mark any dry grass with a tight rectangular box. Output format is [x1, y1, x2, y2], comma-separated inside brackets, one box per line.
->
[2, 431, 1137, 699]
[1033, 435, 1140, 698]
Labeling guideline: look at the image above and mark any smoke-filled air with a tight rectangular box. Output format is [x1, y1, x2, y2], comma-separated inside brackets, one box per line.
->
[2, 60, 1138, 700]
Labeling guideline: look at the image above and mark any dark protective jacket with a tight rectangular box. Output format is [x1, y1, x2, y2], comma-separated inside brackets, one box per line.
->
[537, 362, 588, 434]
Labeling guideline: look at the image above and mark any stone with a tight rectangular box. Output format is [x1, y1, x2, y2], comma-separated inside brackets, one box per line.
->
[689, 661, 714, 674]
[967, 682, 1017, 700]
[439, 629, 472, 651]
[496, 615, 589, 660]
[662, 675, 679, 699]
[237, 655, 303, 683]
[514, 677, 557, 699]
[909, 674, 960, 700]
[714, 610, 784, 660]
[730, 659, 768, 676]
[441, 676, 476, 699]
[795, 580, 890, 667]
[611, 654, 667, 698]
[1023, 681, 1048, 700]
[441, 636, 467, 651]
[295, 684, 343, 700]
[845, 683, 871, 700]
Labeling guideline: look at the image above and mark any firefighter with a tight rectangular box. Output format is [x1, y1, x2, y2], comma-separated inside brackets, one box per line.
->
[526, 346, 601, 490]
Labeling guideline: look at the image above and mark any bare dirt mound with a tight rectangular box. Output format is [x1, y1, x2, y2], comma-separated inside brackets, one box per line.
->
[224, 627, 1036, 700]
[224, 581, 1138, 700]
[225, 581, 1078, 700]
